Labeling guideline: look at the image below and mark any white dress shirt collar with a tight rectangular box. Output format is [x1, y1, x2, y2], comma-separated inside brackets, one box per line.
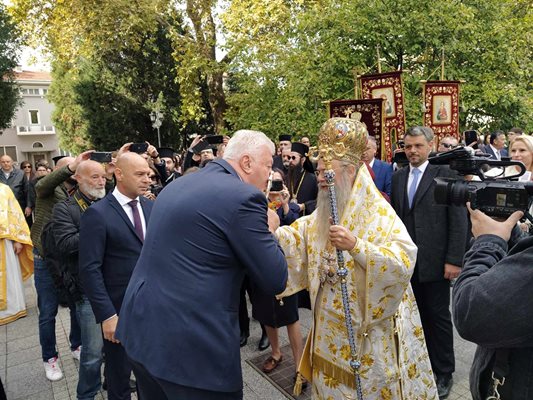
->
[409, 160, 429, 175]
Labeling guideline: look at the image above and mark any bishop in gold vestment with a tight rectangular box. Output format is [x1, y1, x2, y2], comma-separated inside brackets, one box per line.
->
[0, 182, 33, 325]
[275, 118, 438, 399]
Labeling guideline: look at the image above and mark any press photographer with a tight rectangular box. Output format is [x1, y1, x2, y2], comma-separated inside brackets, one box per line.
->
[452, 204, 533, 400]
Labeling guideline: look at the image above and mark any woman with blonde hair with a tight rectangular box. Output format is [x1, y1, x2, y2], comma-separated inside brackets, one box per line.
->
[510, 135, 533, 179]
[509, 135, 533, 232]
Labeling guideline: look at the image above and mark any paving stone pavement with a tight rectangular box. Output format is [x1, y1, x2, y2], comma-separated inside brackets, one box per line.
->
[2, 280, 475, 399]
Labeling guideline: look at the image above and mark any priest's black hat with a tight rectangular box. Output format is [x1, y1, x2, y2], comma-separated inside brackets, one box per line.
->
[157, 147, 176, 159]
[291, 142, 314, 173]
[52, 155, 67, 166]
[278, 134, 292, 142]
[291, 142, 309, 157]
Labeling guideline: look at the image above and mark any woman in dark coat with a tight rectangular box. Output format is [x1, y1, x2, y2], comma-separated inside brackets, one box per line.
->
[251, 169, 304, 376]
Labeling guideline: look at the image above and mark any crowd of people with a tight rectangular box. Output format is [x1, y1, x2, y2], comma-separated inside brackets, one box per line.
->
[0, 122, 531, 400]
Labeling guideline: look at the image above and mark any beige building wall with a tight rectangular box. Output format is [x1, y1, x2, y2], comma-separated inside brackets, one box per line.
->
[0, 70, 64, 167]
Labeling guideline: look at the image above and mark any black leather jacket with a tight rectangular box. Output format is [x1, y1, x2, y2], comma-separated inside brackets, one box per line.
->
[453, 234, 533, 400]
[51, 191, 96, 301]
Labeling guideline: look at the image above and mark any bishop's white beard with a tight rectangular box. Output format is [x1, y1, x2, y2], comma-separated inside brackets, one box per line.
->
[315, 168, 355, 249]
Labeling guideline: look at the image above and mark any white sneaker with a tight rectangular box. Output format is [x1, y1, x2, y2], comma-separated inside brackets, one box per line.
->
[44, 357, 63, 381]
[71, 345, 81, 361]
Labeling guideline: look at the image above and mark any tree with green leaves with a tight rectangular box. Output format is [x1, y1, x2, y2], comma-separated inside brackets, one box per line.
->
[0, 4, 21, 131]
[10, 0, 214, 151]
[222, 0, 532, 140]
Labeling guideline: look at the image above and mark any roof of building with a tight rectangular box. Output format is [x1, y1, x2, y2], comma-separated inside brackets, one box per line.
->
[14, 70, 52, 82]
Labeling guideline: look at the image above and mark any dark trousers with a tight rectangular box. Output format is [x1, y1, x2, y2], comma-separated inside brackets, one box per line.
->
[411, 277, 455, 377]
[129, 357, 243, 400]
[103, 340, 134, 400]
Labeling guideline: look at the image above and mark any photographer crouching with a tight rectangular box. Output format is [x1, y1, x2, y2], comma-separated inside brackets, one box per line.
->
[453, 203, 533, 399]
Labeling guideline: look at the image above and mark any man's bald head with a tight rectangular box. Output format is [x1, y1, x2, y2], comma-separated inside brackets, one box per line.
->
[74, 160, 107, 200]
[75, 160, 105, 178]
[115, 152, 151, 199]
[55, 157, 75, 170]
[0, 155, 14, 172]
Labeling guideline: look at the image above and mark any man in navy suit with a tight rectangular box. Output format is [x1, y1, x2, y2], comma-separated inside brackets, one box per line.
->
[79, 152, 153, 400]
[116, 130, 288, 400]
[484, 131, 508, 160]
[361, 136, 392, 197]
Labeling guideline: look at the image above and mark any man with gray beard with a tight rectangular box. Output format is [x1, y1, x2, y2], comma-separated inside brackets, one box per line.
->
[52, 160, 107, 399]
[274, 118, 437, 399]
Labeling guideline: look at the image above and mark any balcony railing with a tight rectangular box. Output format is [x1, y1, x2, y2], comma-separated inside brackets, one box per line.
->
[16, 125, 56, 135]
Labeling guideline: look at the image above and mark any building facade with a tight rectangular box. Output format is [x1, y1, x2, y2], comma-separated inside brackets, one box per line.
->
[0, 70, 62, 167]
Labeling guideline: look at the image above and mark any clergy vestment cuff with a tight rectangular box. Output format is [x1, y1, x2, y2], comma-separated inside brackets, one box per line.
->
[348, 237, 367, 269]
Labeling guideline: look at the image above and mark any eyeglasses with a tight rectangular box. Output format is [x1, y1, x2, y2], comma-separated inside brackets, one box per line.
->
[22, 165, 32, 169]
[441, 143, 455, 149]
[283, 155, 299, 161]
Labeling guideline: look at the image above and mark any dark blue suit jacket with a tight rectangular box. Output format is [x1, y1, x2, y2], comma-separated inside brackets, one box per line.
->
[116, 159, 288, 393]
[79, 193, 153, 323]
[484, 145, 508, 160]
[371, 158, 393, 197]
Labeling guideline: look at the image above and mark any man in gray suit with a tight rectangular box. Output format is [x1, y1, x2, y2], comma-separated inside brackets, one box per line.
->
[391, 126, 468, 399]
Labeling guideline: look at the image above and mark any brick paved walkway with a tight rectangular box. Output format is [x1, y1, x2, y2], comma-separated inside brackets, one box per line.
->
[1, 280, 475, 399]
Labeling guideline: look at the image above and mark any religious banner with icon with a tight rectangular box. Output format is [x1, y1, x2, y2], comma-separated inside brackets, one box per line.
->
[359, 71, 406, 161]
[422, 81, 460, 141]
[328, 99, 387, 161]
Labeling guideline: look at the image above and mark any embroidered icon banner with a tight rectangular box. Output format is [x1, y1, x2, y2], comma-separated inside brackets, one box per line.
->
[359, 71, 406, 159]
[423, 81, 461, 142]
[328, 99, 387, 161]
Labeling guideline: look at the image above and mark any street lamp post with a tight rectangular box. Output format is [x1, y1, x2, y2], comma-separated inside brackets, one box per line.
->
[150, 110, 164, 148]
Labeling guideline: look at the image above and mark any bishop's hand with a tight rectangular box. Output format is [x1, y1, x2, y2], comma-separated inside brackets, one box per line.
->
[329, 225, 357, 251]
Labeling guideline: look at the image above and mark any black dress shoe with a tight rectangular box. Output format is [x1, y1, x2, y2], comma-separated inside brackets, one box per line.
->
[240, 332, 249, 347]
[258, 332, 270, 351]
[436, 375, 453, 399]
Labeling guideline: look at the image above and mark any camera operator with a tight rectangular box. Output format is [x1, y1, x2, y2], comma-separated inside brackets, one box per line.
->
[453, 204, 533, 399]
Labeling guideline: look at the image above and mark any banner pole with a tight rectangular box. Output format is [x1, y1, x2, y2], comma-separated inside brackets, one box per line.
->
[352, 68, 359, 99]
[441, 48, 445, 80]
[376, 45, 382, 73]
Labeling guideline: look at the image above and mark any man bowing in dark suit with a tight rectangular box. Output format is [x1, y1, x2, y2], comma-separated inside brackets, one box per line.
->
[391, 126, 467, 399]
[116, 130, 288, 400]
[79, 152, 153, 400]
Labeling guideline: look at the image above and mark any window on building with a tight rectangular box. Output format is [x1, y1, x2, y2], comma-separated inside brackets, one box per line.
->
[42, 88, 48, 95]
[32, 142, 44, 148]
[28, 88, 40, 95]
[20, 88, 28, 95]
[0, 146, 17, 162]
[29, 110, 40, 125]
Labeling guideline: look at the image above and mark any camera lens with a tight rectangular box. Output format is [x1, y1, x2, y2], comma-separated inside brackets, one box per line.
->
[434, 179, 471, 206]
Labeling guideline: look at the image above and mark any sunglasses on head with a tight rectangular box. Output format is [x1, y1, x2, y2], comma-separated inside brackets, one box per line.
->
[441, 143, 455, 149]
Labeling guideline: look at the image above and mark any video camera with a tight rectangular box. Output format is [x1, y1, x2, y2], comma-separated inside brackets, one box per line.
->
[428, 146, 533, 220]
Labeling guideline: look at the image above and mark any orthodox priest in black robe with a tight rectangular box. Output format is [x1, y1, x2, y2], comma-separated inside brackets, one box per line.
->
[287, 142, 317, 216]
